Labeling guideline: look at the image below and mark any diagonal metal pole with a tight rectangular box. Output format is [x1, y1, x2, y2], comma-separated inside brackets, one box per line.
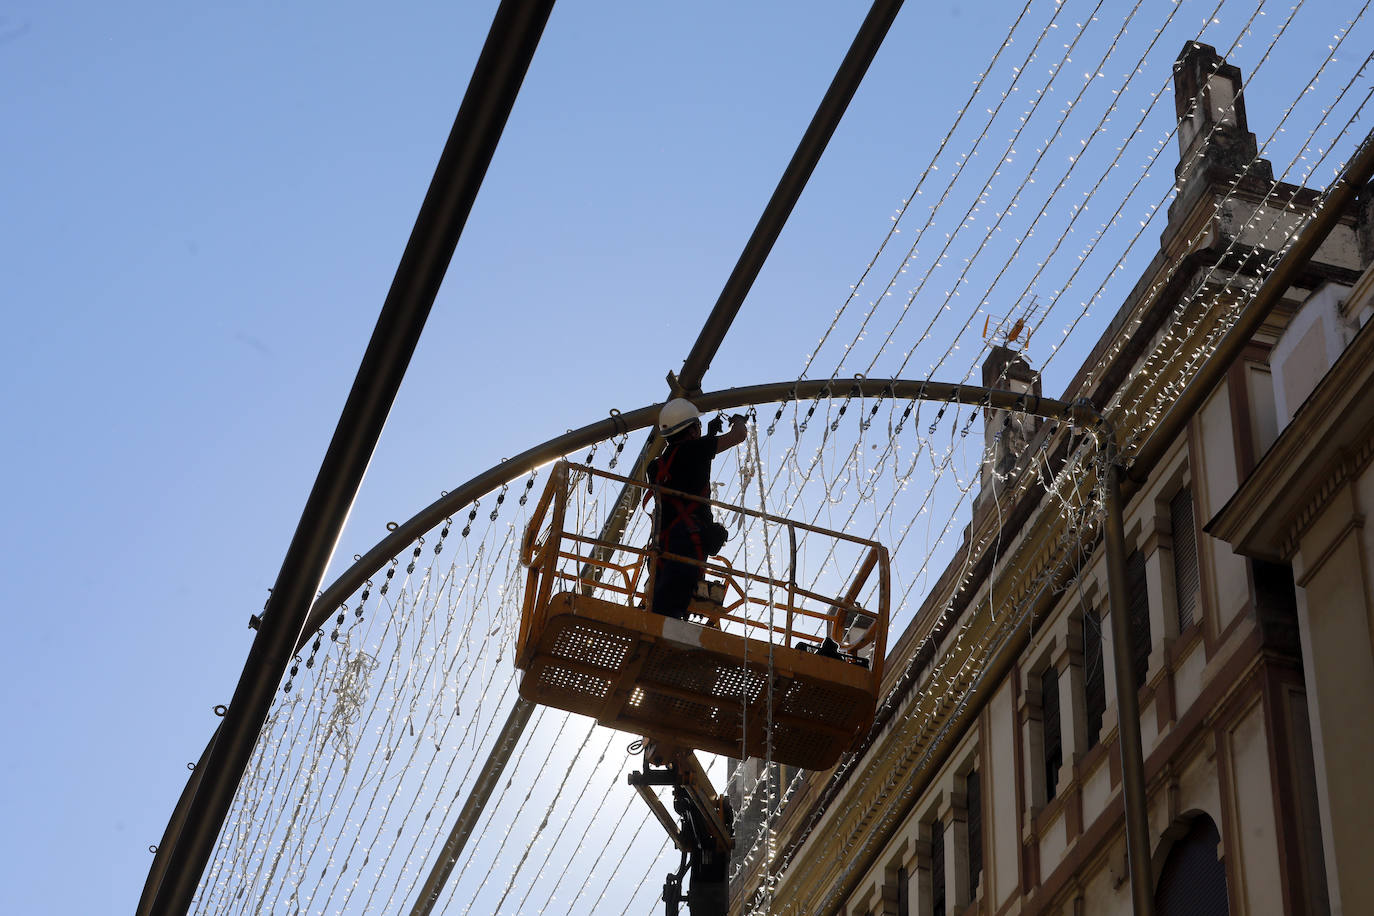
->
[404, 3, 907, 910]
[592, 0, 911, 564]
[673, 0, 906, 395]
[143, 3, 557, 912]
[409, 698, 536, 916]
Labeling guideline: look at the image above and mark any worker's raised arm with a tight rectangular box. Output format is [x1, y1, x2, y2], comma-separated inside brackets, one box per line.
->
[713, 414, 748, 452]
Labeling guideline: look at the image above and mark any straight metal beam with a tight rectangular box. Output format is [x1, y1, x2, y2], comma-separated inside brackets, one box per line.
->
[144, 2, 556, 912]
[408, 697, 536, 916]
[596, 0, 911, 580]
[674, 0, 906, 394]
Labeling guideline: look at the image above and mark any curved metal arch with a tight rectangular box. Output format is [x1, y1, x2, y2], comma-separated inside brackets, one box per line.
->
[304, 380, 1138, 916]
[299, 377, 1100, 651]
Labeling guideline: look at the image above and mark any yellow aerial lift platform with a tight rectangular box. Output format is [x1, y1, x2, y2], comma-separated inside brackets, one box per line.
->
[516, 461, 889, 771]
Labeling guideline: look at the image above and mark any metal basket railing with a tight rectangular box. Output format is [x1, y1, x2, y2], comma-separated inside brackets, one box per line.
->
[519, 460, 889, 681]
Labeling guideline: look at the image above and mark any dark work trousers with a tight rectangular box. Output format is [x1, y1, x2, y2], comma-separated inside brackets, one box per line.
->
[652, 526, 705, 620]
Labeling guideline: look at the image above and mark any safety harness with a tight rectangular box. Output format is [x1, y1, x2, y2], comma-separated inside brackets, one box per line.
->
[644, 445, 708, 560]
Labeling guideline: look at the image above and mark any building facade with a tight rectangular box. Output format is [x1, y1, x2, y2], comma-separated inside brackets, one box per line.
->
[733, 42, 1374, 916]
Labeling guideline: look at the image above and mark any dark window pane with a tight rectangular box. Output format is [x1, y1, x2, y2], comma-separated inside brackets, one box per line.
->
[966, 769, 982, 894]
[1083, 609, 1105, 749]
[897, 866, 909, 916]
[1171, 488, 1199, 632]
[1127, 550, 1152, 688]
[931, 820, 945, 916]
[1042, 667, 1062, 803]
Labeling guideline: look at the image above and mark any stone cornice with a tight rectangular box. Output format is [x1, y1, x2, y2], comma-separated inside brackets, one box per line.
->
[1206, 292, 1374, 562]
[1282, 437, 1374, 562]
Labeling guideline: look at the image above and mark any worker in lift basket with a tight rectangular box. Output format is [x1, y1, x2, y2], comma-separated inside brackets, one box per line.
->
[645, 398, 747, 620]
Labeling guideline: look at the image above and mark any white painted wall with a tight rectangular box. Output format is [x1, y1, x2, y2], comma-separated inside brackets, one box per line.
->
[1227, 699, 1284, 914]
[988, 679, 1019, 910]
[1270, 283, 1352, 424]
[1198, 385, 1249, 631]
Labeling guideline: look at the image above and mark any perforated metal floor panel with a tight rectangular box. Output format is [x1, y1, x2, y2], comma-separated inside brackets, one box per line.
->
[517, 592, 876, 770]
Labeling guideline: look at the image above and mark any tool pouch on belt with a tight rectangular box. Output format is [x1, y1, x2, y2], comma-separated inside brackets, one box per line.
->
[703, 521, 730, 556]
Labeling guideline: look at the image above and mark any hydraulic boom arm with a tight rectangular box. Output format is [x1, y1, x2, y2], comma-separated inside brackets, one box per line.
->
[628, 743, 734, 916]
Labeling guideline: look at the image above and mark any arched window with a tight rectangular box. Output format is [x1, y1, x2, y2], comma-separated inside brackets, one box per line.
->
[1154, 813, 1229, 915]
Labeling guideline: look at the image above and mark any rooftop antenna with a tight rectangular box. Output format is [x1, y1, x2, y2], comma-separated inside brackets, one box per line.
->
[981, 292, 1041, 350]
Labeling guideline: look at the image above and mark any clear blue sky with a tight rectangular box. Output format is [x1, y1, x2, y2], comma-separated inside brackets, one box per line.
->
[2, 1, 1368, 912]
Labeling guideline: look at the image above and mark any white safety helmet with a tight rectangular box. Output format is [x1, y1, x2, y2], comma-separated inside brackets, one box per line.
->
[657, 398, 700, 437]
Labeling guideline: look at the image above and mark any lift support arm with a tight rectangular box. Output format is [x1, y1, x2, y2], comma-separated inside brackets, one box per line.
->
[629, 745, 735, 916]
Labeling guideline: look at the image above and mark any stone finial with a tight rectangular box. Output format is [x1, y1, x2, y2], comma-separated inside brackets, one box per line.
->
[1167, 42, 1273, 229]
[972, 345, 1041, 519]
